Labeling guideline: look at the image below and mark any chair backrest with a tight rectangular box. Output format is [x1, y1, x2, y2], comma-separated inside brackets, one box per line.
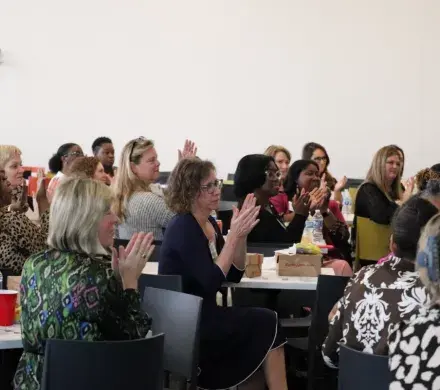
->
[307, 275, 350, 390]
[355, 216, 391, 264]
[221, 182, 237, 202]
[142, 287, 202, 387]
[338, 344, 390, 390]
[113, 239, 162, 262]
[348, 187, 358, 205]
[346, 178, 364, 188]
[138, 274, 182, 300]
[41, 335, 164, 390]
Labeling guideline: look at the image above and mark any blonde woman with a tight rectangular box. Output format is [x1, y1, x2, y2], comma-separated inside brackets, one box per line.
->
[388, 212, 440, 389]
[14, 178, 154, 390]
[69, 156, 109, 184]
[355, 145, 413, 226]
[0, 145, 26, 206]
[113, 137, 197, 241]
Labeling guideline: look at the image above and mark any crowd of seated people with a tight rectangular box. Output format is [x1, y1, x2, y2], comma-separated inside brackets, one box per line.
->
[1, 136, 440, 390]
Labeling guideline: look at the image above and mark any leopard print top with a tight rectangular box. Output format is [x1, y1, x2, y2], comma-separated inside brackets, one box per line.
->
[0, 208, 49, 274]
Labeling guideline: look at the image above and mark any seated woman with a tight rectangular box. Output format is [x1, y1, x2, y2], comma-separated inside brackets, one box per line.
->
[113, 137, 196, 241]
[92, 136, 116, 182]
[0, 168, 49, 274]
[234, 154, 313, 244]
[322, 193, 438, 368]
[47, 143, 84, 201]
[284, 160, 352, 276]
[159, 157, 288, 390]
[14, 178, 153, 390]
[264, 145, 292, 220]
[69, 156, 109, 184]
[388, 211, 440, 389]
[302, 142, 347, 203]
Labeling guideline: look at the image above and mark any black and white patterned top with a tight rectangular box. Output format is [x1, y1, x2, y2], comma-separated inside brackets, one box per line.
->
[117, 184, 175, 241]
[388, 304, 440, 389]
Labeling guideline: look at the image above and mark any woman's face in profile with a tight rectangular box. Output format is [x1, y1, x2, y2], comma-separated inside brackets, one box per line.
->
[4, 154, 24, 188]
[93, 162, 108, 184]
[196, 169, 221, 212]
[261, 161, 281, 197]
[0, 169, 12, 206]
[298, 164, 320, 192]
[132, 147, 160, 182]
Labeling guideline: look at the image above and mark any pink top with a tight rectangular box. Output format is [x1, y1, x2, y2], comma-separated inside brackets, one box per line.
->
[270, 192, 289, 215]
[47, 171, 64, 202]
[378, 253, 393, 264]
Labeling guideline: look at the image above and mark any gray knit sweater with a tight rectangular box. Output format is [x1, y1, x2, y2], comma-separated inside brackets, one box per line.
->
[117, 187, 175, 241]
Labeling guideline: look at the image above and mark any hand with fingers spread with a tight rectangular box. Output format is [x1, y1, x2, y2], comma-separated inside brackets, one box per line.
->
[309, 188, 327, 212]
[292, 188, 311, 216]
[320, 173, 327, 190]
[335, 176, 347, 192]
[111, 232, 155, 290]
[178, 139, 198, 161]
[9, 184, 29, 213]
[402, 177, 415, 202]
[36, 168, 50, 214]
[229, 194, 260, 238]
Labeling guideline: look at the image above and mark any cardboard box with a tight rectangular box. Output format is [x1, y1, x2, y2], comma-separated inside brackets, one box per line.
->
[276, 252, 322, 277]
[245, 253, 263, 278]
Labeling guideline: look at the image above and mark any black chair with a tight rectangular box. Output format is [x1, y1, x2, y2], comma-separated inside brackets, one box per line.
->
[346, 178, 364, 188]
[227, 173, 235, 181]
[41, 335, 164, 390]
[287, 275, 350, 390]
[156, 171, 171, 185]
[113, 238, 162, 262]
[338, 344, 390, 390]
[142, 287, 203, 390]
[138, 274, 182, 300]
[221, 183, 237, 202]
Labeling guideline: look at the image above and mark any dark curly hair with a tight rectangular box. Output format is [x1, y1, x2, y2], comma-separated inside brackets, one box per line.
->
[233, 154, 274, 201]
[415, 168, 440, 192]
[69, 157, 101, 179]
[166, 157, 216, 214]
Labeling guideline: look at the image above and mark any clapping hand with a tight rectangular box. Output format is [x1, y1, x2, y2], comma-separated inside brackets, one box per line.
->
[229, 194, 260, 239]
[178, 140, 198, 160]
[309, 187, 327, 212]
[292, 188, 311, 216]
[335, 176, 347, 192]
[112, 232, 155, 290]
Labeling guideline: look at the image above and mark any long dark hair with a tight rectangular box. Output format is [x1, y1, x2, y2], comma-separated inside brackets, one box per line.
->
[284, 159, 319, 199]
[48, 143, 77, 174]
[301, 142, 336, 190]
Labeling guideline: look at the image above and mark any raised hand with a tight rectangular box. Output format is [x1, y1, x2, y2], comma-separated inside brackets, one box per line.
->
[111, 232, 155, 290]
[402, 177, 415, 202]
[309, 188, 327, 212]
[335, 176, 347, 192]
[36, 169, 50, 214]
[320, 173, 327, 190]
[178, 139, 198, 160]
[9, 184, 29, 213]
[229, 194, 260, 238]
[292, 188, 311, 216]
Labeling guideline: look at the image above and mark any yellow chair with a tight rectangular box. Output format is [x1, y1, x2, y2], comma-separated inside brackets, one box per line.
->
[348, 187, 358, 205]
[355, 216, 392, 269]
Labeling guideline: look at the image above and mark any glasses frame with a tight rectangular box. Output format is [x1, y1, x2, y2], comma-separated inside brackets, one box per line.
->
[265, 170, 282, 180]
[200, 179, 223, 195]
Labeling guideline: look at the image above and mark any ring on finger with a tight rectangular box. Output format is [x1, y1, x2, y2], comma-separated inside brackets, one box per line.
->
[141, 253, 148, 259]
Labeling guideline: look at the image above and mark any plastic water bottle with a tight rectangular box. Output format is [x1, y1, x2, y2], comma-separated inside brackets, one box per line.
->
[302, 215, 314, 243]
[210, 210, 217, 220]
[342, 189, 352, 217]
[312, 210, 325, 244]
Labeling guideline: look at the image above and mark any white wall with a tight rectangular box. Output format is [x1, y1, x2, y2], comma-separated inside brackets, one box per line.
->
[1, 0, 439, 179]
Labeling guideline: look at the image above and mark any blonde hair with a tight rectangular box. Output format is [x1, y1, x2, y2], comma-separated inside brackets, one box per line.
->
[264, 145, 291, 162]
[69, 157, 101, 179]
[0, 145, 21, 169]
[48, 178, 113, 255]
[112, 137, 155, 220]
[363, 145, 402, 201]
[416, 213, 440, 302]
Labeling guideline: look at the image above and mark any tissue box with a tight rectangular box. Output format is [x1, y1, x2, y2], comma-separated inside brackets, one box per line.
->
[245, 253, 263, 278]
[276, 252, 322, 277]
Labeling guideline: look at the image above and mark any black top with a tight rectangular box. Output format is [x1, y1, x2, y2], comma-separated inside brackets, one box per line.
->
[355, 182, 398, 225]
[247, 203, 306, 244]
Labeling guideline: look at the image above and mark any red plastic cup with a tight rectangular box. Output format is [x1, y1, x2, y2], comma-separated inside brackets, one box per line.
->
[0, 290, 18, 326]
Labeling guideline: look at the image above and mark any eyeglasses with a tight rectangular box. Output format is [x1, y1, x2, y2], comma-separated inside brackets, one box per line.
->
[313, 156, 328, 163]
[129, 137, 146, 161]
[201, 179, 223, 194]
[64, 151, 84, 158]
[265, 170, 282, 180]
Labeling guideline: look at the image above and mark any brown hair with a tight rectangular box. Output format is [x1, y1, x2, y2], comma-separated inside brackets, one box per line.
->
[166, 157, 215, 214]
[69, 157, 101, 179]
[301, 142, 337, 190]
[364, 145, 402, 201]
[264, 145, 291, 162]
[416, 168, 440, 192]
[111, 137, 155, 220]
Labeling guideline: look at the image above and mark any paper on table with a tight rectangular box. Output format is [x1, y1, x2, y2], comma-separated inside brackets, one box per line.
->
[262, 257, 277, 271]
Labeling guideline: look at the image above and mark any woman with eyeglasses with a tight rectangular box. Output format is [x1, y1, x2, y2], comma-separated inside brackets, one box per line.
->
[112, 137, 196, 241]
[302, 142, 347, 203]
[160, 157, 288, 390]
[234, 154, 318, 244]
[47, 143, 84, 201]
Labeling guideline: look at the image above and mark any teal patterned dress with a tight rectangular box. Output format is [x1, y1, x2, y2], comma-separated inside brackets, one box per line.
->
[13, 249, 151, 390]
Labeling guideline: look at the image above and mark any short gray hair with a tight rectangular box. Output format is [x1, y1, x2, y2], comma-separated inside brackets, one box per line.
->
[48, 178, 113, 256]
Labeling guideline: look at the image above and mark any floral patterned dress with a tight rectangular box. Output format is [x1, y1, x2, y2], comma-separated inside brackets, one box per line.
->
[322, 256, 430, 368]
[13, 249, 151, 390]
